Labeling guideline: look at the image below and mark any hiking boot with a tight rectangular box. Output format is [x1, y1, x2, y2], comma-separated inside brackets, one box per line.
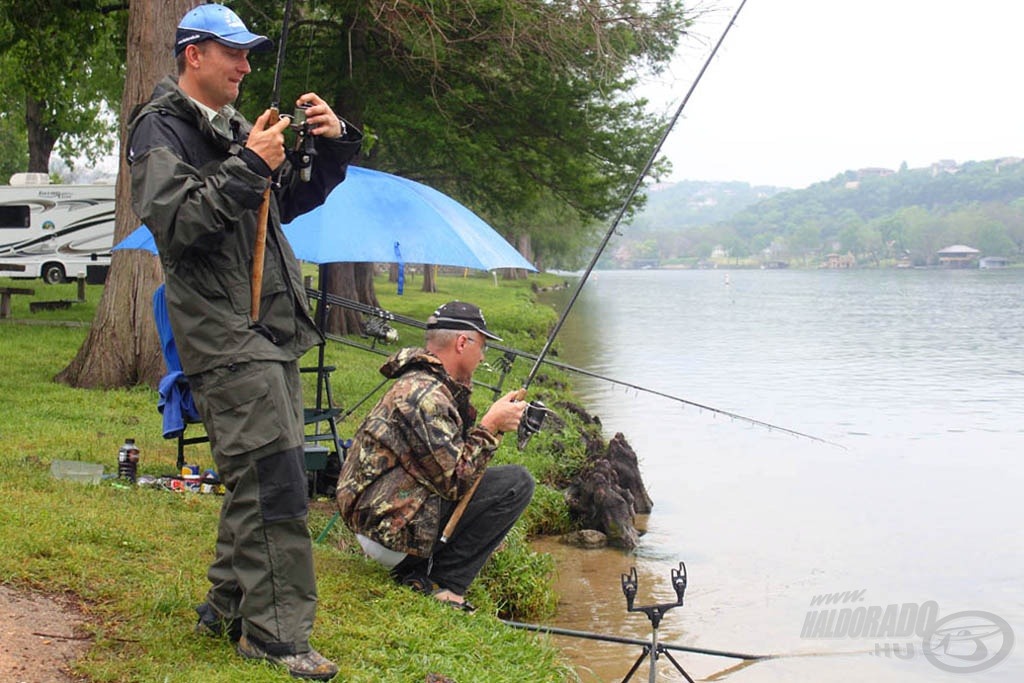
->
[194, 603, 241, 642]
[236, 635, 339, 681]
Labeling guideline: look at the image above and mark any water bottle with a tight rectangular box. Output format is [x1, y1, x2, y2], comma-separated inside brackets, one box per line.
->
[117, 438, 140, 482]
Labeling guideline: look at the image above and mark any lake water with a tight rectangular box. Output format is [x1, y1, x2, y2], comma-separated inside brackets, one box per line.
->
[531, 268, 1023, 682]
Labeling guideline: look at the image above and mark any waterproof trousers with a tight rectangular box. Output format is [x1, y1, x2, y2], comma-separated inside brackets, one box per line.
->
[393, 464, 535, 595]
[190, 359, 318, 656]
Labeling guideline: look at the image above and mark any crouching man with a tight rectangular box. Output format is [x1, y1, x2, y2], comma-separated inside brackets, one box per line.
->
[335, 301, 534, 610]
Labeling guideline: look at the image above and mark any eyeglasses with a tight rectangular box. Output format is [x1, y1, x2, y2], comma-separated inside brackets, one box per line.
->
[463, 335, 487, 352]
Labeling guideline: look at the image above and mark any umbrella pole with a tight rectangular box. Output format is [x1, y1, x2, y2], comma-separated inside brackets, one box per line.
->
[315, 263, 328, 411]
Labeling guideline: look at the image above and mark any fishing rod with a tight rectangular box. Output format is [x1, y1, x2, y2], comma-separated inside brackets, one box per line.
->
[510, 0, 755, 452]
[502, 620, 774, 662]
[308, 287, 844, 448]
[502, 561, 873, 680]
[501, 561, 872, 679]
[500, 622, 871, 663]
[251, 0, 296, 320]
[523, 0, 750, 393]
[442, 1, 759, 548]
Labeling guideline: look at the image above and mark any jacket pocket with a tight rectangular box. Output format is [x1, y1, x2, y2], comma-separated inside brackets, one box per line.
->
[203, 367, 282, 457]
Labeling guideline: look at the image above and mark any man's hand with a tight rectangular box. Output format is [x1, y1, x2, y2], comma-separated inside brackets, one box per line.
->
[479, 389, 527, 436]
[295, 93, 343, 138]
[246, 109, 292, 171]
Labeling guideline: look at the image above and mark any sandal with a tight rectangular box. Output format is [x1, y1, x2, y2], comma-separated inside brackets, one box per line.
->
[396, 569, 438, 595]
[431, 588, 476, 613]
[395, 569, 476, 612]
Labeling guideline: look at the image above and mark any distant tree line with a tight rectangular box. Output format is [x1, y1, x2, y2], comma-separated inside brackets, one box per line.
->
[605, 159, 1024, 267]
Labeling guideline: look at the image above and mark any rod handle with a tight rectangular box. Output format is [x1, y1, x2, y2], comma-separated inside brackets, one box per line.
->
[251, 107, 280, 320]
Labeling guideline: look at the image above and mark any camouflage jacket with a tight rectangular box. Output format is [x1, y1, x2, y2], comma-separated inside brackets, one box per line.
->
[335, 347, 500, 557]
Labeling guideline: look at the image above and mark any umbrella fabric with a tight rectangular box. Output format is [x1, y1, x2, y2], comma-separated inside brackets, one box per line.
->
[112, 224, 158, 254]
[283, 166, 536, 271]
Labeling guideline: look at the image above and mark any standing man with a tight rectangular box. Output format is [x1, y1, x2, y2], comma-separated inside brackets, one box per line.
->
[336, 301, 534, 611]
[128, 4, 361, 680]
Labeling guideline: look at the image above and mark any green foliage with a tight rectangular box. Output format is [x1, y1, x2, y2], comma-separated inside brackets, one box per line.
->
[0, 0, 126, 170]
[0, 110, 27, 180]
[520, 484, 574, 537]
[475, 525, 559, 621]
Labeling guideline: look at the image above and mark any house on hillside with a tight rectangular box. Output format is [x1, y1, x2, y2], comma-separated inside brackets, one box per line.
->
[930, 159, 960, 176]
[824, 252, 856, 268]
[856, 167, 894, 179]
[995, 157, 1022, 173]
[936, 244, 980, 268]
[979, 256, 1010, 269]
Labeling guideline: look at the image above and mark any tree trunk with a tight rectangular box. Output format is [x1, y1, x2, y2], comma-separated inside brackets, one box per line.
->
[421, 264, 436, 292]
[503, 232, 534, 280]
[55, 0, 191, 389]
[322, 262, 374, 335]
[25, 96, 56, 174]
[353, 262, 378, 304]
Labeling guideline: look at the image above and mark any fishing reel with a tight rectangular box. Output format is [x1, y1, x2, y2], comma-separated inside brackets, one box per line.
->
[288, 102, 317, 182]
[516, 400, 549, 450]
[363, 315, 398, 343]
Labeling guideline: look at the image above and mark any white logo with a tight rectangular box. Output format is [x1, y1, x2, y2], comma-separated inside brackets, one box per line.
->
[923, 610, 1015, 674]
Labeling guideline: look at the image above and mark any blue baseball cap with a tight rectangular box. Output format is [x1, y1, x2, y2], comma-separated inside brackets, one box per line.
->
[175, 4, 272, 56]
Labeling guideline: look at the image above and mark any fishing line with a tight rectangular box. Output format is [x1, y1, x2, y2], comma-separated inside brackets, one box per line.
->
[310, 288, 845, 448]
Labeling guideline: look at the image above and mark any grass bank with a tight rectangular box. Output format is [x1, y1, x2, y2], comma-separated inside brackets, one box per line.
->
[0, 270, 587, 683]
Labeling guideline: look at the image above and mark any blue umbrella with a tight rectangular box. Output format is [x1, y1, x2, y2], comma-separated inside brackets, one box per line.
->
[112, 224, 158, 254]
[114, 167, 535, 272]
[282, 166, 536, 272]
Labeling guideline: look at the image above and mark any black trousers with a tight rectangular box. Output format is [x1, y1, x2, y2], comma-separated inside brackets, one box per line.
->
[394, 464, 535, 595]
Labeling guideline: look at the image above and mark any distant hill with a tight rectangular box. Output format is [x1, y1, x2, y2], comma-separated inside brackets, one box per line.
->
[627, 180, 788, 233]
[608, 158, 1024, 268]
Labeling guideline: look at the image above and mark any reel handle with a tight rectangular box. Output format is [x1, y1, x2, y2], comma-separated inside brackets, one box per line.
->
[290, 103, 317, 182]
[516, 400, 548, 450]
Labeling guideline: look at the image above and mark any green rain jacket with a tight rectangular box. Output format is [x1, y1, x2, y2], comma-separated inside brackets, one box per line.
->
[127, 76, 361, 375]
[336, 348, 500, 557]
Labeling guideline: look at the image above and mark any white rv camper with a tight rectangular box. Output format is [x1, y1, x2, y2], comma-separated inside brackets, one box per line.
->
[0, 173, 116, 284]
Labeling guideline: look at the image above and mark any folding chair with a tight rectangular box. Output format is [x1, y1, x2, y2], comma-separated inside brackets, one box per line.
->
[300, 349, 350, 497]
[155, 284, 348, 494]
[153, 284, 208, 472]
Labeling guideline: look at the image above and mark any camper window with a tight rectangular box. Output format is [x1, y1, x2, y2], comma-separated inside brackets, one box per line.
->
[0, 205, 30, 229]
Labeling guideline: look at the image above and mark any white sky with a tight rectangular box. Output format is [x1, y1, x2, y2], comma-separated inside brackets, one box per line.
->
[642, 0, 1024, 188]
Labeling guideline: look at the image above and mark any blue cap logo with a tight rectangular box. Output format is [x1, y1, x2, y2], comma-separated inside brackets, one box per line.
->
[175, 4, 272, 56]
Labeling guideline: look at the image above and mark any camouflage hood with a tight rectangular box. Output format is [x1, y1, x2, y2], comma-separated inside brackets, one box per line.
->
[378, 347, 446, 381]
[378, 347, 474, 419]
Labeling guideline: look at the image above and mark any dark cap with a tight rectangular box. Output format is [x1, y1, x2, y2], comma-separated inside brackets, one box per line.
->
[175, 4, 273, 57]
[426, 301, 502, 342]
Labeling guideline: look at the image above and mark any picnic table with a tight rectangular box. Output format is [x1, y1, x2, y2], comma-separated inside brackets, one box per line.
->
[0, 286, 36, 319]
[25, 278, 89, 314]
